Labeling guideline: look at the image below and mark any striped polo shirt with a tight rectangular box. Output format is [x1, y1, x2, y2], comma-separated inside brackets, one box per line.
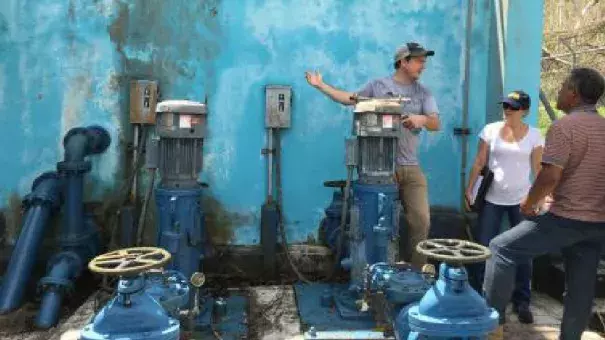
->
[541, 105, 605, 222]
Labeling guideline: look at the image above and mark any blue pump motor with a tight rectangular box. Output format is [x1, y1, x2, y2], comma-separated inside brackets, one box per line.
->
[342, 182, 400, 289]
[155, 188, 204, 282]
[394, 239, 500, 340]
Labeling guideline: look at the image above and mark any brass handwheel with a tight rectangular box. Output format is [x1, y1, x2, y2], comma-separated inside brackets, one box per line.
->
[88, 247, 172, 276]
[416, 239, 491, 264]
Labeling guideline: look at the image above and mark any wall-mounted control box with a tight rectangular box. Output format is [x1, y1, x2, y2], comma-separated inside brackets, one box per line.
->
[265, 85, 292, 128]
[130, 80, 159, 124]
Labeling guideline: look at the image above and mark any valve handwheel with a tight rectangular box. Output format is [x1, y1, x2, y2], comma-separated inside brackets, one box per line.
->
[416, 239, 491, 265]
[88, 247, 172, 276]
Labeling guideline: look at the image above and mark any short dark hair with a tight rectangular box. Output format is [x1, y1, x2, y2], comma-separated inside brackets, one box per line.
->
[393, 56, 412, 70]
[566, 67, 605, 104]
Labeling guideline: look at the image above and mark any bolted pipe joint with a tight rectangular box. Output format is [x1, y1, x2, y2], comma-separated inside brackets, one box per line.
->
[25, 172, 64, 209]
[35, 251, 82, 329]
[0, 172, 64, 314]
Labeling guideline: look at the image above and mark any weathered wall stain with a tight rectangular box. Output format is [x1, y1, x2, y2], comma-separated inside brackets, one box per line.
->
[202, 196, 238, 245]
[0, 13, 7, 41]
[0, 0, 544, 247]
[0, 194, 24, 244]
[107, 0, 222, 97]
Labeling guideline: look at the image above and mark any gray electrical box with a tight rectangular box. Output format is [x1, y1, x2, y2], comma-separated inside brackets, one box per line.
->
[265, 85, 292, 128]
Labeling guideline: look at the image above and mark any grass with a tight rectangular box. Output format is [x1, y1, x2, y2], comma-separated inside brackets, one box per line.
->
[537, 103, 605, 136]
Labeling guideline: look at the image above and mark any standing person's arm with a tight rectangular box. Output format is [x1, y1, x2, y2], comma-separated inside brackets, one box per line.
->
[465, 125, 491, 210]
[403, 89, 441, 131]
[305, 71, 360, 106]
[422, 90, 440, 131]
[465, 140, 490, 210]
[530, 146, 544, 180]
[530, 129, 545, 180]
[521, 122, 569, 216]
[529, 129, 548, 209]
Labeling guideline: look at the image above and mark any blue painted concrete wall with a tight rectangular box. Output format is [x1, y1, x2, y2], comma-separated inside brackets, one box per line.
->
[503, 0, 544, 127]
[0, 0, 544, 245]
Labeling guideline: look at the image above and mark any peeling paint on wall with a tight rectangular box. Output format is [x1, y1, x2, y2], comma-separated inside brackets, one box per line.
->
[107, 0, 223, 98]
[0, 0, 544, 246]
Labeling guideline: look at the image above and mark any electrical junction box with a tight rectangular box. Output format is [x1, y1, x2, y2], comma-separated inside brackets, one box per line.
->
[130, 80, 159, 124]
[265, 85, 292, 128]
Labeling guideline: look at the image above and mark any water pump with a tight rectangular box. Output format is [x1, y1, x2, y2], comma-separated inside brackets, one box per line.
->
[395, 239, 499, 339]
[80, 247, 199, 340]
[296, 96, 437, 338]
[143, 99, 248, 338]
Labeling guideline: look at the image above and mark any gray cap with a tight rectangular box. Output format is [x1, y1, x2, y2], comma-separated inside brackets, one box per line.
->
[394, 42, 435, 62]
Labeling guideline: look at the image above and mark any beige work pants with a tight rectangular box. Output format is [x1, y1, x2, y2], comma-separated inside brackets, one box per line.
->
[395, 165, 431, 269]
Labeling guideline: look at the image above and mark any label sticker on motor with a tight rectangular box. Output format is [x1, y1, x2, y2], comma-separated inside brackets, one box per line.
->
[179, 115, 192, 128]
[383, 115, 393, 128]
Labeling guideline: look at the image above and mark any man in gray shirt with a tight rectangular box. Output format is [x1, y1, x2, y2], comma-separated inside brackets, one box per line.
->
[305, 42, 441, 269]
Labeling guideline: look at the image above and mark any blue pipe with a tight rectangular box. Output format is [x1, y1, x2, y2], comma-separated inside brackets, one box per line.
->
[0, 172, 63, 314]
[35, 126, 110, 329]
[35, 251, 82, 328]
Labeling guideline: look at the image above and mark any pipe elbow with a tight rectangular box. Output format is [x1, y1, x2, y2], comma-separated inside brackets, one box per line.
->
[62, 126, 111, 162]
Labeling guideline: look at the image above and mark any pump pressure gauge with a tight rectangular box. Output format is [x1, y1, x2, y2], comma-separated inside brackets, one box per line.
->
[190, 272, 206, 288]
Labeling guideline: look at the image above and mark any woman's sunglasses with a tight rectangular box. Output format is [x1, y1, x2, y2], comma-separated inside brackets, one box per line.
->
[502, 103, 521, 110]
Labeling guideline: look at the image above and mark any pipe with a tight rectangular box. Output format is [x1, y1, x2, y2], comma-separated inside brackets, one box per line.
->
[274, 128, 311, 283]
[137, 169, 156, 246]
[35, 252, 80, 328]
[494, 0, 506, 85]
[131, 124, 140, 203]
[267, 128, 274, 201]
[136, 134, 158, 246]
[59, 126, 111, 237]
[331, 165, 352, 279]
[460, 0, 474, 212]
[0, 172, 63, 314]
[35, 125, 110, 329]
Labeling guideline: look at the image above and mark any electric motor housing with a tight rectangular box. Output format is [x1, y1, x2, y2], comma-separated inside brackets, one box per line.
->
[352, 99, 406, 185]
[155, 100, 208, 189]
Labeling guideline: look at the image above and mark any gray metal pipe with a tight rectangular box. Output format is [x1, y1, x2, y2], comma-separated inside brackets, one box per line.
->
[460, 0, 474, 212]
[267, 128, 273, 201]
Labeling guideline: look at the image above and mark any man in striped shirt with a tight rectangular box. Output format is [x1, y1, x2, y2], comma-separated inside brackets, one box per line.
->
[483, 67, 605, 340]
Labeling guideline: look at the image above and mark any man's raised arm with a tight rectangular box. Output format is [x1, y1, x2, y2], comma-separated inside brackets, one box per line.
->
[305, 71, 358, 106]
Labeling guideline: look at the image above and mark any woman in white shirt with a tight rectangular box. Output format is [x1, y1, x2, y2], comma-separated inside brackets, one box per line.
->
[465, 90, 544, 324]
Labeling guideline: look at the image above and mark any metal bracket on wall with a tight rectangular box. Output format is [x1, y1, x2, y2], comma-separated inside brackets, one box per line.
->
[261, 148, 274, 155]
[453, 127, 472, 136]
